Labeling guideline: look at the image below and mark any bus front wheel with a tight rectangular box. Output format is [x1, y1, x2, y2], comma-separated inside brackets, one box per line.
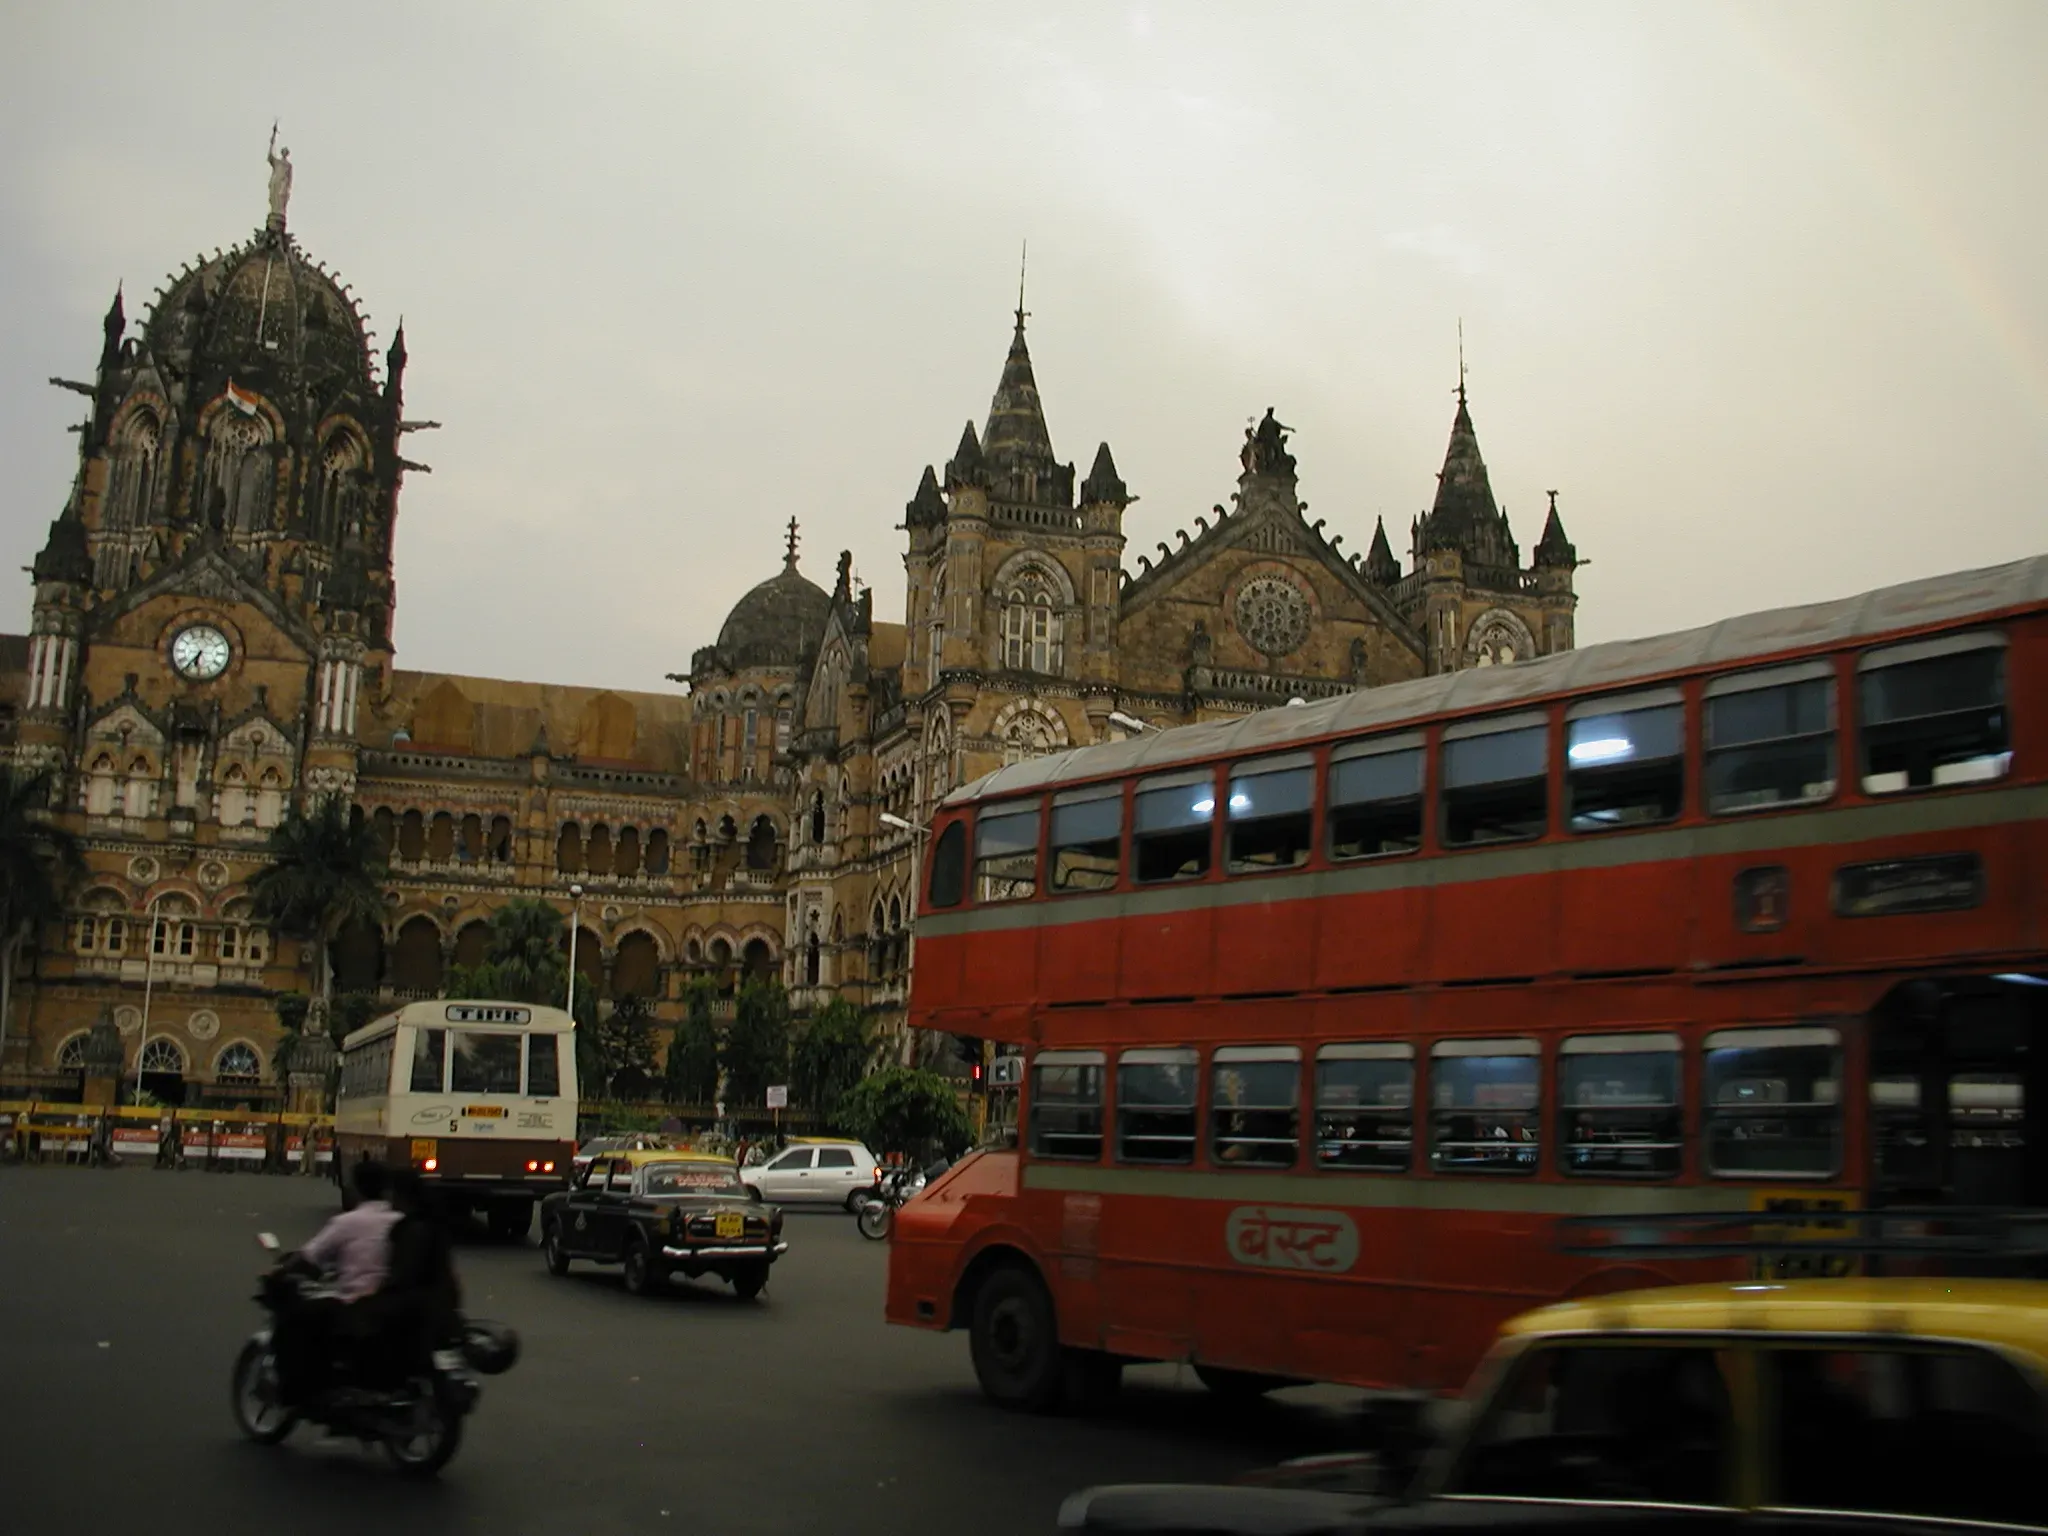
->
[969, 1263, 1064, 1413]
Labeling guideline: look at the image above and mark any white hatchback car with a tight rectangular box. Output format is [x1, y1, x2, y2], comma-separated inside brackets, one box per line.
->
[742, 1138, 881, 1210]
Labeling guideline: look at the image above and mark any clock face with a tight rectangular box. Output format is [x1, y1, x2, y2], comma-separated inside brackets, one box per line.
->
[170, 624, 232, 681]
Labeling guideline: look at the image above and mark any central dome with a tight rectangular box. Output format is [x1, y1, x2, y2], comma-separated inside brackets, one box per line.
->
[715, 559, 830, 668]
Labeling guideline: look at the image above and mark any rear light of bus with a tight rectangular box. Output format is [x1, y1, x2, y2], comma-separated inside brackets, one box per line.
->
[526, 1160, 539, 1172]
[543, 1160, 556, 1173]
[422, 1157, 438, 1172]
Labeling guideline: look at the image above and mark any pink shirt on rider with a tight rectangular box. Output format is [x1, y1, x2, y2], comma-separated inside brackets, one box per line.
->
[302, 1198, 399, 1301]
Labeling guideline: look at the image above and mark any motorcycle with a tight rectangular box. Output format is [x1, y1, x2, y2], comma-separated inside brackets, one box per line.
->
[855, 1166, 927, 1241]
[230, 1232, 519, 1476]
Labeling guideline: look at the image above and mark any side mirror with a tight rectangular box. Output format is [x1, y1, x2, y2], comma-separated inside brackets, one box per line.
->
[255, 1231, 281, 1252]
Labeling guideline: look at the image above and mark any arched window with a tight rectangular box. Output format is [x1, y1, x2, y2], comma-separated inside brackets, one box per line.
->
[489, 815, 514, 862]
[745, 816, 777, 871]
[203, 407, 276, 534]
[217, 764, 250, 827]
[927, 562, 947, 674]
[809, 791, 826, 845]
[556, 822, 583, 874]
[85, 755, 117, 817]
[254, 768, 286, 830]
[139, 1037, 186, 1074]
[392, 916, 445, 995]
[803, 915, 821, 988]
[612, 931, 661, 998]
[215, 1041, 262, 1082]
[108, 409, 162, 530]
[399, 808, 426, 862]
[56, 1034, 91, 1069]
[371, 806, 396, 858]
[585, 824, 613, 876]
[314, 428, 368, 544]
[458, 812, 483, 863]
[427, 812, 456, 862]
[890, 896, 903, 930]
[123, 757, 155, 819]
[615, 825, 641, 878]
[1000, 566, 1064, 675]
[644, 828, 670, 875]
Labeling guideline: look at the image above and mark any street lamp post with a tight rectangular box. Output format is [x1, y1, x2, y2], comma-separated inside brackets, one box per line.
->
[564, 883, 585, 1018]
[1107, 709, 1154, 735]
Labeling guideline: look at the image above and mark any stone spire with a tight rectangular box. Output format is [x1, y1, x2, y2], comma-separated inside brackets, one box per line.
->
[905, 466, 946, 527]
[100, 284, 125, 367]
[982, 307, 1056, 469]
[32, 505, 93, 588]
[1079, 442, 1128, 505]
[1533, 490, 1578, 568]
[1364, 515, 1401, 585]
[1417, 389, 1518, 569]
[944, 420, 985, 490]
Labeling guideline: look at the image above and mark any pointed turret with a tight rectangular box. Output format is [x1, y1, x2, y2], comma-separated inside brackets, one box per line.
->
[385, 320, 407, 401]
[1416, 388, 1518, 569]
[32, 505, 93, 588]
[905, 466, 946, 528]
[1079, 442, 1128, 505]
[1534, 490, 1578, 568]
[983, 309, 1055, 469]
[945, 421, 985, 490]
[100, 285, 126, 366]
[1363, 516, 1401, 585]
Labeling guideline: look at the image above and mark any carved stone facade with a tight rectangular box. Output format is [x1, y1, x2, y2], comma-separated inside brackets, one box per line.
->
[0, 174, 782, 1099]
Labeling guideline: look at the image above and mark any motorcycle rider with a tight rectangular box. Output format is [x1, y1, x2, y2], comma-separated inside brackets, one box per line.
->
[274, 1158, 399, 1403]
[365, 1169, 463, 1384]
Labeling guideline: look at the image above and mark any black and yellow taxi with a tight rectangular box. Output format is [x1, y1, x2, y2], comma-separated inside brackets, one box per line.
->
[1063, 1277, 2048, 1534]
[540, 1149, 786, 1300]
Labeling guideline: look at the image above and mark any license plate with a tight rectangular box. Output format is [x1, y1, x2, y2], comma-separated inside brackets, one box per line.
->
[714, 1211, 744, 1240]
[410, 1139, 437, 1162]
[462, 1105, 507, 1119]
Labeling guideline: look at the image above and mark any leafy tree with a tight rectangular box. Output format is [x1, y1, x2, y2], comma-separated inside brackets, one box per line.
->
[585, 994, 661, 1100]
[833, 1067, 973, 1161]
[720, 978, 790, 1109]
[664, 975, 721, 1104]
[248, 795, 387, 1031]
[446, 897, 572, 1006]
[791, 998, 873, 1120]
[0, 767, 83, 1065]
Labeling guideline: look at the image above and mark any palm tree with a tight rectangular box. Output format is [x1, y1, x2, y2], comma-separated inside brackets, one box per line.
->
[0, 766, 84, 1064]
[248, 794, 387, 1032]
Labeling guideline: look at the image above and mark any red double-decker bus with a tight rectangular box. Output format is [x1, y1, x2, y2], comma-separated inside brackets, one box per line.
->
[886, 555, 2048, 1411]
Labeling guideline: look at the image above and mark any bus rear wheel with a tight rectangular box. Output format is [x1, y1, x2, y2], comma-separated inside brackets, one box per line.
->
[487, 1201, 533, 1243]
[969, 1263, 1064, 1413]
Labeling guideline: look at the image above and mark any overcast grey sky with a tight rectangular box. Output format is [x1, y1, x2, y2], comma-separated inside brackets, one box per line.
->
[4, 3, 2043, 692]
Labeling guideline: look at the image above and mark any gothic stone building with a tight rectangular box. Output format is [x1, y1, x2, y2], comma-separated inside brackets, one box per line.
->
[2, 173, 1582, 1097]
[0, 182, 786, 1100]
[699, 305, 1582, 1056]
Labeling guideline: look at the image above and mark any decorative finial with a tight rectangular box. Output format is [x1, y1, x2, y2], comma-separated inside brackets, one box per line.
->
[784, 517, 800, 568]
[1014, 239, 1029, 335]
[1456, 318, 1467, 406]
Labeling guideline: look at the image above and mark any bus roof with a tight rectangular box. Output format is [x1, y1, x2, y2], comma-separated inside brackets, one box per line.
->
[943, 551, 2048, 809]
[341, 998, 576, 1052]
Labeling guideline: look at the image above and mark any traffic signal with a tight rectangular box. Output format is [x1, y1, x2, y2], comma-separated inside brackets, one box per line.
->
[952, 1033, 984, 1089]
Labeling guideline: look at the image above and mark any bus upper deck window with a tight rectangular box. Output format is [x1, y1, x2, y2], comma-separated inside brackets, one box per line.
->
[1212, 1046, 1302, 1167]
[1134, 771, 1215, 884]
[1028, 1051, 1105, 1161]
[1559, 1032, 1682, 1178]
[1316, 1043, 1414, 1171]
[1118, 1047, 1200, 1164]
[1702, 1025, 1841, 1179]
[1226, 755, 1315, 873]
[1859, 633, 2009, 794]
[974, 803, 1041, 903]
[927, 820, 967, 908]
[1050, 786, 1122, 893]
[1705, 663, 1835, 814]
[1329, 736, 1423, 860]
[526, 1034, 560, 1097]
[1441, 715, 1549, 847]
[1431, 1038, 1540, 1174]
[1567, 691, 1684, 832]
[409, 1027, 446, 1093]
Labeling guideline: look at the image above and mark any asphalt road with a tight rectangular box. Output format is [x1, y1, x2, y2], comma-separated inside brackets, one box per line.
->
[0, 1166, 1362, 1536]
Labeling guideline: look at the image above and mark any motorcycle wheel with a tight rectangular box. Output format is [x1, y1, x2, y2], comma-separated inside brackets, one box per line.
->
[230, 1339, 297, 1445]
[383, 1379, 464, 1477]
[856, 1201, 892, 1241]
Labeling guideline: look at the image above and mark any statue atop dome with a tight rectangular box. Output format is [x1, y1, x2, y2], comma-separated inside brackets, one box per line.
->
[266, 124, 293, 229]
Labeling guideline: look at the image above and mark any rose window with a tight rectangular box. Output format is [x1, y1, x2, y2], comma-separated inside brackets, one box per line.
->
[1233, 578, 1311, 658]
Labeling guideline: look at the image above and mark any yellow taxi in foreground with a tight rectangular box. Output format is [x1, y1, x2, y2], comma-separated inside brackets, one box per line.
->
[1065, 1278, 2048, 1534]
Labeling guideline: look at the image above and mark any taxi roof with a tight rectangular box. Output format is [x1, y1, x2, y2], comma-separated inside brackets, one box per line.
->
[1505, 1279, 2048, 1365]
[613, 1149, 735, 1167]
[788, 1136, 864, 1146]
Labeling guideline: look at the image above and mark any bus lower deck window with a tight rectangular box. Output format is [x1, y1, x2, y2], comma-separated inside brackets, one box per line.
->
[1226, 760, 1314, 873]
[1431, 1040, 1540, 1173]
[1316, 1043, 1413, 1171]
[1329, 741, 1423, 860]
[1134, 774, 1214, 884]
[1559, 1033, 1681, 1177]
[1028, 1052, 1105, 1161]
[1118, 1049, 1199, 1163]
[1705, 667, 1836, 814]
[450, 1031, 524, 1095]
[1212, 1047, 1301, 1167]
[1859, 634, 2009, 794]
[1051, 788, 1122, 893]
[526, 1034, 560, 1097]
[1702, 1026, 1841, 1178]
[1567, 699, 1683, 832]
[975, 804, 1042, 902]
[409, 1027, 446, 1093]
[1442, 722, 1548, 847]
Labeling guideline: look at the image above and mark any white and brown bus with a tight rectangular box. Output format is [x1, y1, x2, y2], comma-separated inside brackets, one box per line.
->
[335, 1000, 579, 1239]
